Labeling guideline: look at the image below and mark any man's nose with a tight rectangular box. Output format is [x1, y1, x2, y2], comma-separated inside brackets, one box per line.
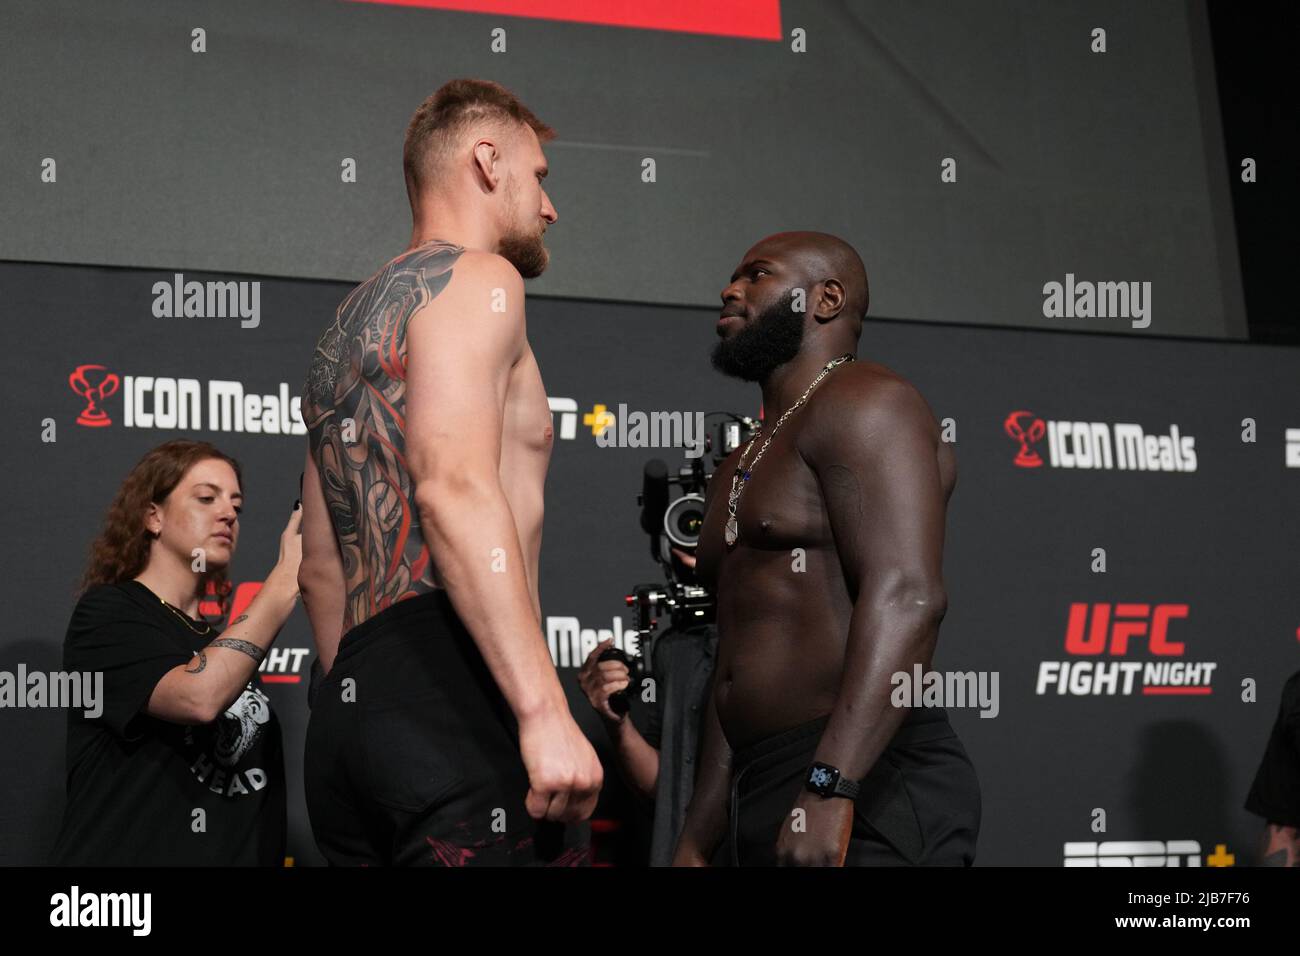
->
[541, 191, 558, 225]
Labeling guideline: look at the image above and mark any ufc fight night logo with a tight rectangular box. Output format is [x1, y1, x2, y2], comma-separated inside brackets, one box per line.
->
[1036, 602, 1217, 697]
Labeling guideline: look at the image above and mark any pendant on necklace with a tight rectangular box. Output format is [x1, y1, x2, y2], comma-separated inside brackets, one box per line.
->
[725, 515, 739, 547]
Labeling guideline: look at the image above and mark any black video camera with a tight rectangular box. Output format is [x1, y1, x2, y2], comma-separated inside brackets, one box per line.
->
[604, 414, 758, 716]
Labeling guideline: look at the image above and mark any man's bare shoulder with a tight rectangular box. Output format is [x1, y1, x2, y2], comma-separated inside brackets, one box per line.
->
[807, 360, 934, 434]
[436, 248, 521, 289]
[353, 242, 521, 305]
[403, 249, 528, 369]
[410, 249, 525, 320]
[388, 239, 465, 275]
[793, 361, 940, 476]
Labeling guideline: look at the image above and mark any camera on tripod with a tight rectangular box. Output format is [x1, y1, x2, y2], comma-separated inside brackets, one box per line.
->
[601, 413, 758, 716]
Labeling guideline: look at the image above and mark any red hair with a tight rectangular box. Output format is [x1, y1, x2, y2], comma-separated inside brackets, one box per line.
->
[78, 439, 243, 617]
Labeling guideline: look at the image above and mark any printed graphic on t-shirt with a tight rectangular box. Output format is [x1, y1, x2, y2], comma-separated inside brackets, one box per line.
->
[182, 684, 272, 798]
[215, 685, 271, 766]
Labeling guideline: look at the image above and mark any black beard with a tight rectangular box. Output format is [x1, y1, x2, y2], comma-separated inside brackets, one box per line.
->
[498, 228, 548, 278]
[710, 290, 805, 382]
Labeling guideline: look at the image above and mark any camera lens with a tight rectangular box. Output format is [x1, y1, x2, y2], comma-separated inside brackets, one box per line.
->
[663, 493, 706, 548]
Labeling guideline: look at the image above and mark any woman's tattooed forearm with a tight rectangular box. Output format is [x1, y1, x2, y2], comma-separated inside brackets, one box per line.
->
[209, 637, 265, 664]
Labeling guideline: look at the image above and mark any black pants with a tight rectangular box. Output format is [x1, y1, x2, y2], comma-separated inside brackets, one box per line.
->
[304, 590, 587, 866]
[725, 708, 981, 866]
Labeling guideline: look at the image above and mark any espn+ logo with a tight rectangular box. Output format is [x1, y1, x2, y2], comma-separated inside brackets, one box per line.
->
[1064, 841, 1203, 867]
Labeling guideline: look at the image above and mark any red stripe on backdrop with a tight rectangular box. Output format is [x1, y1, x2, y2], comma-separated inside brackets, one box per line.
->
[1141, 687, 1212, 695]
[346, 0, 783, 40]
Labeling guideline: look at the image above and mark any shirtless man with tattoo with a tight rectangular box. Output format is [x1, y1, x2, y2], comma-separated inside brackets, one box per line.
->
[298, 79, 601, 866]
[674, 231, 980, 866]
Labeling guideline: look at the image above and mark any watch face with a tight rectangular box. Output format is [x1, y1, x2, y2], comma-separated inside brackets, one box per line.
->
[810, 767, 834, 789]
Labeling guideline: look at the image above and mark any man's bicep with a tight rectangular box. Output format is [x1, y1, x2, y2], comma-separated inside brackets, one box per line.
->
[813, 386, 948, 600]
[405, 256, 524, 486]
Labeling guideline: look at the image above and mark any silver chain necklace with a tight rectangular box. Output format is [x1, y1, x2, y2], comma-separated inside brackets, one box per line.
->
[725, 353, 855, 547]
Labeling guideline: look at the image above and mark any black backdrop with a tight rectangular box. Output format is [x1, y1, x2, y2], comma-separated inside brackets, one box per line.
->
[1, 258, 1296, 866]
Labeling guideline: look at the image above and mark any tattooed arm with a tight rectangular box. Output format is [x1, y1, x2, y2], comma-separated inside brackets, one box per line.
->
[144, 508, 303, 725]
[1259, 823, 1300, 866]
[298, 445, 347, 674]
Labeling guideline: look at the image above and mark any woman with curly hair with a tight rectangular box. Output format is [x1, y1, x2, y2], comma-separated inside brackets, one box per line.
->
[50, 439, 302, 865]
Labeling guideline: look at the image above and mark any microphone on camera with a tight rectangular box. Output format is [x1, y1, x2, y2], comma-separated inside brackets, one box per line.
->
[639, 458, 670, 536]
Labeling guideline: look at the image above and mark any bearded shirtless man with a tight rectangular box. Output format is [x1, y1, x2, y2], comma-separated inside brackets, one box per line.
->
[297, 79, 601, 866]
[674, 231, 980, 866]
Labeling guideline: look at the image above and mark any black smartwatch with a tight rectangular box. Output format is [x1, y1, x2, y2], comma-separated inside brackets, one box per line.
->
[805, 761, 861, 799]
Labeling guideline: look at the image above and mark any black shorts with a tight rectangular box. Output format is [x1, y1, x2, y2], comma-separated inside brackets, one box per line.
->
[724, 708, 981, 866]
[304, 590, 588, 866]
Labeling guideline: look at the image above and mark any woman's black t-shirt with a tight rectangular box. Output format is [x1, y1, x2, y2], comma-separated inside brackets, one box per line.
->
[50, 580, 286, 865]
[1245, 670, 1300, 829]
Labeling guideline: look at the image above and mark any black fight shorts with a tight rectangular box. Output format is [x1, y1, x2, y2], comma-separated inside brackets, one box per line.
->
[304, 590, 588, 866]
[724, 707, 981, 866]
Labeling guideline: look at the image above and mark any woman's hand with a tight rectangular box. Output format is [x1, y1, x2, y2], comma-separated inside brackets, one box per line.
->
[269, 503, 304, 594]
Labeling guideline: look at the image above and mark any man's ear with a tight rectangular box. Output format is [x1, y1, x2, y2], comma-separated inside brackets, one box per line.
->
[471, 139, 501, 190]
[815, 278, 848, 323]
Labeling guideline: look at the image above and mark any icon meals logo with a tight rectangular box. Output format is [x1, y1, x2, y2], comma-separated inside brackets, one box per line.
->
[68, 365, 306, 436]
[1003, 410, 1196, 472]
[68, 373, 619, 448]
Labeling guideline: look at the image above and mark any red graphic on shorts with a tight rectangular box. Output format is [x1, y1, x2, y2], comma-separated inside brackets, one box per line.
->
[426, 836, 476, 867]
[545, 845, 592, 867]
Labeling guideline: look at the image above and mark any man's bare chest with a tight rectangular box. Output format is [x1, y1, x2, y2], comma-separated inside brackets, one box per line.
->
[696, 435, 830, 584]
[501, 347, 554, 467]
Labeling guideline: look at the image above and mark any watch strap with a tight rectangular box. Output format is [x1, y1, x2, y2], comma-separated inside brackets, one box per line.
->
[807, 761, 861, 800]
[831, 776, 861, 800]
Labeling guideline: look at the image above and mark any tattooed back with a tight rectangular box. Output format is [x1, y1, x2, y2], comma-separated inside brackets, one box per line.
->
[300, 241, 465, 630]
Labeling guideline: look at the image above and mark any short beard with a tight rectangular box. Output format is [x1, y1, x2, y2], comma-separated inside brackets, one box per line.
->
[498, 228, 548, 278]
[710, 289, 805, 382]
[498, 173, 549, 278]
